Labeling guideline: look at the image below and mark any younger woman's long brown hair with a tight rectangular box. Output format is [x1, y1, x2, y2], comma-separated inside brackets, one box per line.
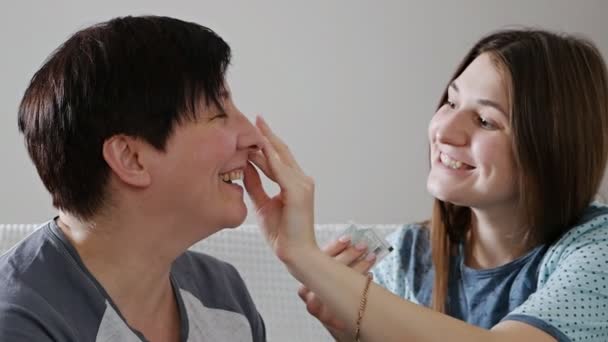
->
[430, 29, 608, 313]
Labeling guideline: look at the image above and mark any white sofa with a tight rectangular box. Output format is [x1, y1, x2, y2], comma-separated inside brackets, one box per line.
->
[0, 223, 400, 342]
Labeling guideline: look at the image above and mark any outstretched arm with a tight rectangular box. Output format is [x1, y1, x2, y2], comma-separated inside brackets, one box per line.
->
[244, 116, 556, 342]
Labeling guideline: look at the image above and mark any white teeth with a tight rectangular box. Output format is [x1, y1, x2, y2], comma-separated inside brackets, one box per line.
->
[220, 170, 243, 182]
[440, 153, 464, 170]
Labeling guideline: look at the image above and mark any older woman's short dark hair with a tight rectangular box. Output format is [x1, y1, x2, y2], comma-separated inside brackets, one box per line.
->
[18, 15, 232, 219]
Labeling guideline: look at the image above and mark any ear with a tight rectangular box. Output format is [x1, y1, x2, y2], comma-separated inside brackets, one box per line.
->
[102, 135, 152, 188]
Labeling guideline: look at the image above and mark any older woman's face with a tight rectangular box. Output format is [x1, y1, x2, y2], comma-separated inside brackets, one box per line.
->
[146, 85, 263, 234]
[427, 53, 518, 211]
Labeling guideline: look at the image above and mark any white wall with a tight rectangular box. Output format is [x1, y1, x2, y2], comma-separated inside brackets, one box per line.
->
[2, 0, 607, 224]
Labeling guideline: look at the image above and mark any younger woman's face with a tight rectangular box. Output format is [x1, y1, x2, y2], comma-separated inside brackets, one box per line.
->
[427, 53, 518, 211]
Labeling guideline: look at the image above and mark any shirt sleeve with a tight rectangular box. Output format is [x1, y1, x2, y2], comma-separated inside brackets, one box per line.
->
[503, 216, 608, 342]
[225, 263, 267, 342]
[371, 226, 419, 304]
[0, 303, 58, 341]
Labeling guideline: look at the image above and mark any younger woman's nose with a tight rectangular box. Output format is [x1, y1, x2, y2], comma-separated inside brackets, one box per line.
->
[432, 112, 469, 146]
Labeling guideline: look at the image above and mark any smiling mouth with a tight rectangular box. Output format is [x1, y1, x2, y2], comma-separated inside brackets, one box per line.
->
[219, 169, 243, 184]
[439, 152, 474, 170]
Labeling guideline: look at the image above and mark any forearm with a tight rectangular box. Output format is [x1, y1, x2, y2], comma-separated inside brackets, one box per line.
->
[285, 248, 505, 342]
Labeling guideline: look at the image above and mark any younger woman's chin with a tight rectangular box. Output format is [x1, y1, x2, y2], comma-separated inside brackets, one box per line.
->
[427, 188, 467, 206]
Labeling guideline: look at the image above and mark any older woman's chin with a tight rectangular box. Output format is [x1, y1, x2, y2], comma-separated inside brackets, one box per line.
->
[221, 204, 249, 229]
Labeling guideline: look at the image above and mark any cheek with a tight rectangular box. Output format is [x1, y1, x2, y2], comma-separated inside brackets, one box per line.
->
[473, 137, 515, 171]
[196, 132, 237, 165]
[428, 115, 440, 142]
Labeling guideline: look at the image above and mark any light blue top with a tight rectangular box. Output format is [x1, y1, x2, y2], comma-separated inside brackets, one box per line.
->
[372, 202, 608, 342]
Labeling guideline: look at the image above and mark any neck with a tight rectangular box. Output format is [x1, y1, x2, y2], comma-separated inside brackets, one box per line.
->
[57, 211, 189, 339]
[465, 203, 533, 269]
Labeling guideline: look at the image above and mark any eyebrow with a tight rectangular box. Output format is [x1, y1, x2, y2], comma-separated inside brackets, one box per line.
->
[449, 82, 508, 117]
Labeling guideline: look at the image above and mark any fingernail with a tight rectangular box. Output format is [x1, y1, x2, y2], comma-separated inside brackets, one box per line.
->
[338, 235, 351, 243]
[365, 253, 377, 262]
[355, 242, 367, 251]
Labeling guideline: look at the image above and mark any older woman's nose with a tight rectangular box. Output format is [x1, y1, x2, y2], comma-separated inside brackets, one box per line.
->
[237, 113, 263, 151]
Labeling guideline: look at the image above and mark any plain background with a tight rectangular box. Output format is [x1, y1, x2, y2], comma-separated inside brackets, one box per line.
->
[2, 0, 608, 224]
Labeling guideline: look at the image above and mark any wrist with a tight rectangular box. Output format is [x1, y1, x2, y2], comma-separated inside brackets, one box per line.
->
[279, 243, 321, 265]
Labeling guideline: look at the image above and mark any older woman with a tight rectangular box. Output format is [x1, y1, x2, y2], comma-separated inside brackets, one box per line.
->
[0, 16, 265, 342]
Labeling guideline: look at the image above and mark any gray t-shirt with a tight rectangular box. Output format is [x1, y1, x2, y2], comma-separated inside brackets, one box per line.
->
[0, 219, 266, 342]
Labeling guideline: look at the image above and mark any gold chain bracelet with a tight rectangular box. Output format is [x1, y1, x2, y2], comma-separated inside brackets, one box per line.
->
[355, 272, 373, 341]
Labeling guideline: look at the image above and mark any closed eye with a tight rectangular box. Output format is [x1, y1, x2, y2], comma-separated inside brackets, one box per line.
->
[211, 111, 228, 120]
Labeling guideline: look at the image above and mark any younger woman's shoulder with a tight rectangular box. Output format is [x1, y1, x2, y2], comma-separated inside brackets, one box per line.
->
[577, 201, 608, 226]
[539, 202, 608, 281]
[509, 203, 608, 341]
[371, 222, 431, 304]
[383, 222, 429, 248]
[551, 202, 608, 249]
